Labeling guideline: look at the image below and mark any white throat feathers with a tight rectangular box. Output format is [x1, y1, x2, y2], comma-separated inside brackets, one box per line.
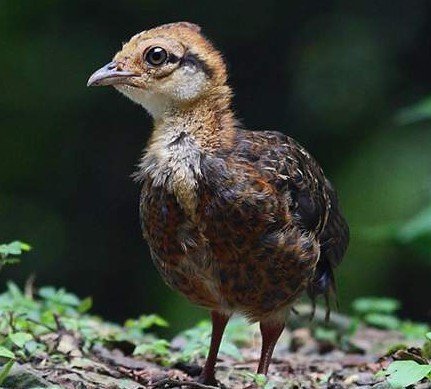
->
[135, 124, 202, 219]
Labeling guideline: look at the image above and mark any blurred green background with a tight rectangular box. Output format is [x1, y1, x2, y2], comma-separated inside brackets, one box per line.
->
[1, 0, 430, 333]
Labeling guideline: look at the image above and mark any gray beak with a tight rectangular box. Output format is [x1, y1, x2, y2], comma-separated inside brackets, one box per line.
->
[87, 61, 139, 87]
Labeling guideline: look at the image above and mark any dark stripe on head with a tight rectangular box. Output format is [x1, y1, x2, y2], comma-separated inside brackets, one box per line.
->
[167, 53, 180, 64]
[180, 51, 213, 78]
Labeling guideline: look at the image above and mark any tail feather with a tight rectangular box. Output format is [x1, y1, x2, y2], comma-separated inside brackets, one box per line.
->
[307, 256, 337, 321]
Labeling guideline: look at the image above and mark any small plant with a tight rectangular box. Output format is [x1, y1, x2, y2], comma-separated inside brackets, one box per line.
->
[400, 321, 430, 340]
[352, 297, 430, 337]
[313, 326, 338, 344]
[242, 372, 278, 389]
[0, 281, 170, 360]
[125, 314, 168, 337]
[0, 241, 32, 383]
[377, 332, 431, 388]
[377, 360, 431, 388]
[174, 317, 249, 363]
[0, 242, 174, 374]
[133, 339, 170, 361]
[352, 297, 401, 330]
[0, 241, 31, 271]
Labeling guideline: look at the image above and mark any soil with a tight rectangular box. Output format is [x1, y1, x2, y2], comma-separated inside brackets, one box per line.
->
[2, 309, 430, 389]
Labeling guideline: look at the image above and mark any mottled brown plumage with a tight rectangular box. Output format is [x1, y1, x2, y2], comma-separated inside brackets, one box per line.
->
[88, 22, 349, 384]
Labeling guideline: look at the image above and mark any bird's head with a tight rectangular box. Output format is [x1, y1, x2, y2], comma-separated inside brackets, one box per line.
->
[87, 22, 229, 118]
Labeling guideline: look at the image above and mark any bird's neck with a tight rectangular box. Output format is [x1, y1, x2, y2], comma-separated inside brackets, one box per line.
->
[136, 87, 236, 218]
[137, 88, 235, 219]
[150, 86, 236, 150]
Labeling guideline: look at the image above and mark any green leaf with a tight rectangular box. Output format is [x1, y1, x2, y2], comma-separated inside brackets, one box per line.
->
[2, 258, 20, 265]
[352, 297, 400, 315]
[220, 341, 243, 361]
[24, 340, 46, 354]
[385, 360, 431, 388]
[38, 286, 56, 299]
[314, 327, 338, 343]
[254, 373, 267, 386]
[0, 346, 15, 359]
[0, 241, 31, 257]
[399, 321, 430, 340]
[6, 281, 24, 300]
[426, 332, 431, 341]
[39, 287, 81, 306]
[397, 205, 431, 244]
[58, 293, 81, 306]
[9, 332, 33, 348]
[19, 242, 32, 252]
[0, 359, 14, 385]
[264, 380, 277, 389]
[396, 95, 431, 124]
[133, 339, 170, 357]
[364, 313, 400, 330]
[375, 369, 387, 378]
[224, 317, 250, 345]
[125, 314, 169, 331]
[78, 297, 93, 313]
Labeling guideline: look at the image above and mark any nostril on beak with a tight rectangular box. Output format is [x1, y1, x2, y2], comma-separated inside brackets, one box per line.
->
[87, 61, 139, 87]
[108, 61, 125, 71]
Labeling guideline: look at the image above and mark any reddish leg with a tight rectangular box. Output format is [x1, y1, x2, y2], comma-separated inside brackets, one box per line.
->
[257, 321, 285, 375]
[198, 311, 230, 385]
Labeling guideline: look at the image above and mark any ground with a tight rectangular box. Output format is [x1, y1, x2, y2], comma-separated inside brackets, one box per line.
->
[2, 303, 430, 389]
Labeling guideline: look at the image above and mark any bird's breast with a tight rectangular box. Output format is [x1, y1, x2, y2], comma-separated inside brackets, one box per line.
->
[136, 129, 203, 220]
[140, 179, 224, 309]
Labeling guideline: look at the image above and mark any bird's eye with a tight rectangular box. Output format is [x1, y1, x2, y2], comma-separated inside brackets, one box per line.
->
[145, 47, 168, 66]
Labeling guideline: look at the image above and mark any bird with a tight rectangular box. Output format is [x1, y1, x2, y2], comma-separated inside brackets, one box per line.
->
[87, 22, 349, 385]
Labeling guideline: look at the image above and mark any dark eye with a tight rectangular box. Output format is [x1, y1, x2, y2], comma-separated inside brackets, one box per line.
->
[145, 47, 168, 66]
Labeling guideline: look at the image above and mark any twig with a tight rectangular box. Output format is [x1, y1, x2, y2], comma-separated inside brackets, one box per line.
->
[290, 306, 299, 315]
[8, 311, 16, 332]
[53, 314, 65, 331]
[150, 378, 219, 389]
[25, 274, 36, 299]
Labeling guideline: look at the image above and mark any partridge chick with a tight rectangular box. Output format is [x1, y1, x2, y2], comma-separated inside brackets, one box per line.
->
[88, 22, 349, 385]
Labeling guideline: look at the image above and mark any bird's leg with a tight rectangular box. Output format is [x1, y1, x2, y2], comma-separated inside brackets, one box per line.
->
[198, 310, 230, 385]
[256, 320, 285, 375]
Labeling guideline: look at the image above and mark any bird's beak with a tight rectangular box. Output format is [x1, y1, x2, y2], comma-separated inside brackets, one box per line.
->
[87, 61, 139, 87]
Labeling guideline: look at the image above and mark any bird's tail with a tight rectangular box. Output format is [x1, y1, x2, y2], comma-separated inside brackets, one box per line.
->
[306, 256, 338, 322]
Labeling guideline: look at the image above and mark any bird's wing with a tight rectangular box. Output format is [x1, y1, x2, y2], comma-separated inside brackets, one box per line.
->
[231, 129, 349, 313]
[231, 130, 329, 233]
